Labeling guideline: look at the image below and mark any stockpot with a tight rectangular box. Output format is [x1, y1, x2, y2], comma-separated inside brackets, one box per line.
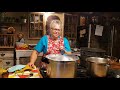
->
[45, 54, 79, 78]
[86, 57, 109, 77]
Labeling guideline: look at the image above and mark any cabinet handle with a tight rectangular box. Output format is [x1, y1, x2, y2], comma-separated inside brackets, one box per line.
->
[6, 62, 10, 65]
[1, 53, 5, 56]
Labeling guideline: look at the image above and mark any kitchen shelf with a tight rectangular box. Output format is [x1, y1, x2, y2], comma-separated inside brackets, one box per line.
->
[0, 46, 14, 48]
[0, 34, 15, 48]
[0, 15, 16, 49]
[28, 12, 44, 39]
[0, 34, 15, 35]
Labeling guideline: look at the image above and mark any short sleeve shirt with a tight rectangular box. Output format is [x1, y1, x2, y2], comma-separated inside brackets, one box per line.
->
[34, 35, 71, 54]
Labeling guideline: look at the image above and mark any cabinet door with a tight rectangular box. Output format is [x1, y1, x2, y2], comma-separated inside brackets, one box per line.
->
[28, 12, 44, 39]
[112, 25, 120, 59]
[64, 14, 78, 48]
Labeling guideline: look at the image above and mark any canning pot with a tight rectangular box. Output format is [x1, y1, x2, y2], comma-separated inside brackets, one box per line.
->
[45, 54, 79, 78]
[79, 47, 106, 68]
[86, 57, 109, 77]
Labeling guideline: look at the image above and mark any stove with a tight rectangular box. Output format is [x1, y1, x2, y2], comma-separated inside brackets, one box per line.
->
[75, 65, 90, 78]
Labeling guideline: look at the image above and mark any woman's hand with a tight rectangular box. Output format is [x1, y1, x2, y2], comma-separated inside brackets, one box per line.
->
[27, 62, 35, 68]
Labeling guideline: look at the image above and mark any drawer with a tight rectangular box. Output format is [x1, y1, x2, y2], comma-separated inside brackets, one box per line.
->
[0, 51, 14, 58]
[16, 50, 32, 58]
[16, 50, 43, 58]
[2, 60, 14, 66]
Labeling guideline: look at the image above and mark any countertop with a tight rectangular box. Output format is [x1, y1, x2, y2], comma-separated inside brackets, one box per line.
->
[2, 68, 43, 78]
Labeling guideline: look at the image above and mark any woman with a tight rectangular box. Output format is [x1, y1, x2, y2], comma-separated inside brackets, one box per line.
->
[28, 19, 71, 68]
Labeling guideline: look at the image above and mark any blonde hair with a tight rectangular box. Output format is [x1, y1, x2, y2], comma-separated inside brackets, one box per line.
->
[50, 20, 62, 30]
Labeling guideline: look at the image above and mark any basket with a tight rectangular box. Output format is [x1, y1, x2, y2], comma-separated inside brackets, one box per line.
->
[15, 42, 25, 48]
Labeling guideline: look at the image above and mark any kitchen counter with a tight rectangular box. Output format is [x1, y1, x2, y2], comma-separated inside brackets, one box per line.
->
[15, 49, 43, 65]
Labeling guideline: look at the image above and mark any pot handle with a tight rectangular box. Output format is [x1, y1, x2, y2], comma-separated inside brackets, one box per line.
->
[60, 49, 65, 55]
[41, 57, 49, 64]
[102, 64, 110, 69]
[103, 55, 111, 61]
[106, 64, 110, 67]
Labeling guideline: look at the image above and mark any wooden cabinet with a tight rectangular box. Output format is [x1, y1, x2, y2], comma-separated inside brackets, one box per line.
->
[64, 14, 78, 48]
[0, 34, 15, 48]
[28, 12, 44, 39]
[0, 51, 14, 69]
[0, 13, 16, 49]
[0, 25, 15, 48]
[28, 12, 64, 39]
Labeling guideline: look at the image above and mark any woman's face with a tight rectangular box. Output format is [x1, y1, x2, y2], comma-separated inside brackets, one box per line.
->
[51, 24, 61, 39]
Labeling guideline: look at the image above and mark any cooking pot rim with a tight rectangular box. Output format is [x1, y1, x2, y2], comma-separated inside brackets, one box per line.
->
[86, 57, 109, 64]
[46, 54, 79, 61]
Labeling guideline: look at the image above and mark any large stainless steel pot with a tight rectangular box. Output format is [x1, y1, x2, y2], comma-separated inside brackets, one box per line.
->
[45, 54, 79, 78]
[86, 57, 109, 77]
[80, 47, 106, 68]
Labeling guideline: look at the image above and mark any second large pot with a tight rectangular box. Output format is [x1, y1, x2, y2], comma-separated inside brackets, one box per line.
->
[45, 54, 79, 78]
[86, 57, 109, 77]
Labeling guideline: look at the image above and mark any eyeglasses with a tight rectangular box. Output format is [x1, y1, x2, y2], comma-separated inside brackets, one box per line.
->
[52, 28, 61, 31]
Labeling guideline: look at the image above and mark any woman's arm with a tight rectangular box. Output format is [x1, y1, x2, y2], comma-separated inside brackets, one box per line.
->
[30, 50, 39, 63]
[28, 50, 39, 67]
[28, 35, 47, 67]
[65, 51, 72, 55]
[63, 37, 72, 55]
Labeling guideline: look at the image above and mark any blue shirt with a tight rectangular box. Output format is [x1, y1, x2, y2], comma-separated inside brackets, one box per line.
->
[34, 35, 71, 54]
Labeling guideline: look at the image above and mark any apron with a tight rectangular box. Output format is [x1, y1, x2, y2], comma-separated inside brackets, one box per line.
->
[46, 35, 64, 55]
[40, 35, 64, 67]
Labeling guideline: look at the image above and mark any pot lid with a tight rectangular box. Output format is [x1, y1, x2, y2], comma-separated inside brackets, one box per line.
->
[46, 54, 79, 61]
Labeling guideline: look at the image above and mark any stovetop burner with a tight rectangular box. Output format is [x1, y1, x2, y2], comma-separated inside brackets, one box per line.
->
[76, 65, 90, 78]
